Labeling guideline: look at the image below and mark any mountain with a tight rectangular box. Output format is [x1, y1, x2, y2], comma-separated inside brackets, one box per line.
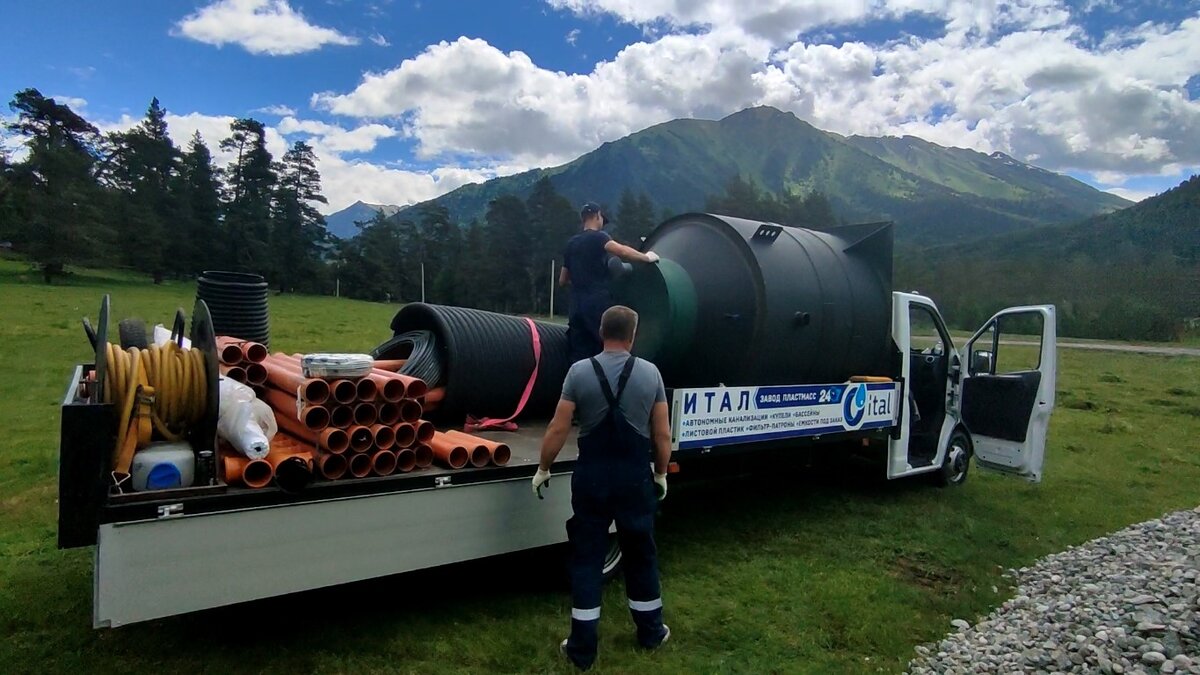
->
[923, 174, 1200, 265]
[898, 175, 1199, 340]
[324, 201, 404, 239]
[407, 107, 1128, 245]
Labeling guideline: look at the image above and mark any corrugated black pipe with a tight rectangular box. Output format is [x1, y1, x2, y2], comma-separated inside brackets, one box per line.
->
[196, 271, 270, 346]
[380, 304, 569, 423]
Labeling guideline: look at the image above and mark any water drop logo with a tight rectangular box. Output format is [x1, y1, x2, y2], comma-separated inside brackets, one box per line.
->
[843, 384, 867, 428]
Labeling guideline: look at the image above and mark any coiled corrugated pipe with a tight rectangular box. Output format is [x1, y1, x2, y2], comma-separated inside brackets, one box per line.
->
[376, 304, 569, 423]
[370, 330, 442, 387]
[196, 271, 270, 346]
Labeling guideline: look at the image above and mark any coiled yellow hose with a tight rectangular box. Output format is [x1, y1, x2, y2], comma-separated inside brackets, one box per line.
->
[104, 341, 207, 476]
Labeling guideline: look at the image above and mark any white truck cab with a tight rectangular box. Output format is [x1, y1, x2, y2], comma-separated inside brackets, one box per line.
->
[888, 292, 1057, 484]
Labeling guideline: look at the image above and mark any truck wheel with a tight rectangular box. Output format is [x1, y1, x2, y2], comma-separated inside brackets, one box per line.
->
[118, 318, 150, 350]
[934, 430, 971, 487]
[602, 535, 623, 582]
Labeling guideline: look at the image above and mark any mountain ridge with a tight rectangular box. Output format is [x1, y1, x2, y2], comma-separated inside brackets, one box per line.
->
[396, 106, 1128, 245]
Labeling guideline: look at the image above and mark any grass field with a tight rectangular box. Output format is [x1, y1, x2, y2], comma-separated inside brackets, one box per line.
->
[2, 258, 1199, 674]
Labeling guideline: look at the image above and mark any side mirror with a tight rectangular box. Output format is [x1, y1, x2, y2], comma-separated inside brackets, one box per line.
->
[971, 350, 994, 375]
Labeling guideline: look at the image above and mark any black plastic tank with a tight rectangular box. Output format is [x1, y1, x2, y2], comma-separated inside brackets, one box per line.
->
[612, 213, 893, 388]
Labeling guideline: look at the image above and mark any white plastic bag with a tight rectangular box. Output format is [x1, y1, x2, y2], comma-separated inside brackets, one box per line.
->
[218, 377, 276, 460]
[301, 353, 374, 379]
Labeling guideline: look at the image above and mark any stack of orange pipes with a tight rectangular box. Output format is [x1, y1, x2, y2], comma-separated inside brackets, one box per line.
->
[216, 336, 269, 387]
[254, 353, 435, 482]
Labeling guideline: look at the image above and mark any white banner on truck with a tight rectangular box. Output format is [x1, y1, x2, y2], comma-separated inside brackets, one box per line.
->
[672, 382, 900, 450]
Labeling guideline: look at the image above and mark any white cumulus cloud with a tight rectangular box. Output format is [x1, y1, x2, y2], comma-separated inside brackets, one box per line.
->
[174, 0, 358, 55]
[252, 104, 298, 116]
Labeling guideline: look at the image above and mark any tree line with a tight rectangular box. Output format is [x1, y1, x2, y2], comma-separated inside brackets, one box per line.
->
[0, 89, 328, 290]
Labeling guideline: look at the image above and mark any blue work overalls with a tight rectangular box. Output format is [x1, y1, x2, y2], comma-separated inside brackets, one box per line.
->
[564, 356, 667, 670]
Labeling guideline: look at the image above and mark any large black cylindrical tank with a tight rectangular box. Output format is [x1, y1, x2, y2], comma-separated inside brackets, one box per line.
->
[612, 213, 893, 388]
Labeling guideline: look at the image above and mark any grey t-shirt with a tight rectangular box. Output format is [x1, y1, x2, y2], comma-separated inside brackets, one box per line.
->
[561, 350, 667, 439]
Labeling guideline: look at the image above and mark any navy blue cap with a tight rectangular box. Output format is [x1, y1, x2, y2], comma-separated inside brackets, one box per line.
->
[580, 202, 608, 225]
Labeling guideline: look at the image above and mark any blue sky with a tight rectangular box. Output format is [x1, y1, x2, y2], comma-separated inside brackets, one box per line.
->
[2, 0, 1198, 212]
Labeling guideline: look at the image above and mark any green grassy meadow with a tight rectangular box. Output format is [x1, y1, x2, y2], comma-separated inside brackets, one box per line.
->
[2, 259, 1199, 674]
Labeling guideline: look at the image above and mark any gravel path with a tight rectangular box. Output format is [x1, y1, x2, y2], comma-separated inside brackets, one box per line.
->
[907, 507, 1200, 674]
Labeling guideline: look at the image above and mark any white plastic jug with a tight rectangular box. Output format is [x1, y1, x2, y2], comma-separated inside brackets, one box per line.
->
[130, 442, 195, 491]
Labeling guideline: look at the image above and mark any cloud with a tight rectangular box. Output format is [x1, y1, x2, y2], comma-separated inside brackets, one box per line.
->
[566, 28, 581, 46]
[369, 33, 391, 47]
[1104, 187, 1155, 202]
[95, 110, 490, 213]
[276, 116, 399, 153]
[49, 95, 88, 112]
[174, 0, 359, 55]
[313, 31, 773, 166]
[252, 104, 297, 116]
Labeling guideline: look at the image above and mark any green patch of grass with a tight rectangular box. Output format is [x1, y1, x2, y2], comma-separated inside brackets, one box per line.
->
[1167, 387, 1196, 398]
[1, 261, 1199, 673]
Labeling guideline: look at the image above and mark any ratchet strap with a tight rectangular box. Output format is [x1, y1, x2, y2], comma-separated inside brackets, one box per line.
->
[465, 318, 542, 433]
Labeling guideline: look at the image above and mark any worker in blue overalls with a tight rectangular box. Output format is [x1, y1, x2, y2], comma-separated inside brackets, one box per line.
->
[533, 305, 672, 671]
[560, 202, 659, 364]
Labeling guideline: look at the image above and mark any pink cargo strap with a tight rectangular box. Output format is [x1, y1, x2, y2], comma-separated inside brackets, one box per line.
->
[464, 317, 541, 433]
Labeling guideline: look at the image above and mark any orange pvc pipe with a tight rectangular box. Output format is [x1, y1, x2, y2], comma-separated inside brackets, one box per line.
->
[219, 364, 247, 383]
[370, 423, 395, 450]
[445, 430, 512, 467]
[330, 405, 354, 429]
[416, 420, 435, 444]
[223, 453, 273, 488]
[348, 452, 371, 478]
[370, 449, 397, 477]
[262, 387, 330, 431]
[413, 443, 434, 469]
[399, 399, 422, 424]
[395, 447, 417, 473]
[370, 368, 428, 398]
[329, 379, 357, 405]
[354, 402, 378, 427]
[377, 401, 401, 426]
[392, 422, 417, 449]
[423, 388, 446, 405]
[372, 359, 408, 372]
[348, 425, 374, 453]
[356, 377, 378, 402]
[216, 340, 245, 365]
[268, 439, 314, 492]
[274, 413, 350, 454]
[217, 336, 268, 363]
[429, 432, 468, 469]
[244, 362, 268, 386]
[367, 373, 405, 402]
[314, 449, 347, 480]
[261, 358, 329, 405]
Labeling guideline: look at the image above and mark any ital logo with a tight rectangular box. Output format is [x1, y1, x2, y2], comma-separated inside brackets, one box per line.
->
[843, 384, 867, 428]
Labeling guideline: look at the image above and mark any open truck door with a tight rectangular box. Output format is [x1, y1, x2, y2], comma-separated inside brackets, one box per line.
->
[959, 306, 1057, 482]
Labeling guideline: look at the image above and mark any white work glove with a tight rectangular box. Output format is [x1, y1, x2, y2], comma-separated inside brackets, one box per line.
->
[653, 472, 668, 501]
[645, 251, 661, 264]
[532, 468, 552, 499]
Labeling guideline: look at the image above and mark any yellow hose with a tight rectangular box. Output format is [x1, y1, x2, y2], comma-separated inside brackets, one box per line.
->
[104, 341, 207, 476]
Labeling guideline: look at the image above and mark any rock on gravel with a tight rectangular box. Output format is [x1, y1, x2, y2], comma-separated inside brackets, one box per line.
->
[907, 507, 1200, 674]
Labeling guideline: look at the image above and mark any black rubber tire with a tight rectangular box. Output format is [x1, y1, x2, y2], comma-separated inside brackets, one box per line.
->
[118, 318, 150, 350]
[934, 429, 972, 487]
[602, 534, 623, 583]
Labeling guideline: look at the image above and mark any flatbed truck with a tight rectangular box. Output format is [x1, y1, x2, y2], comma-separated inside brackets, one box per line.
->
[58, 293, 1057, 627]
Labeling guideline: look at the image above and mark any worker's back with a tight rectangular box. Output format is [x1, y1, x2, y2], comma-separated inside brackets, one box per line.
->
[561, 350, 666, 464]
[563, 229, 612, 295]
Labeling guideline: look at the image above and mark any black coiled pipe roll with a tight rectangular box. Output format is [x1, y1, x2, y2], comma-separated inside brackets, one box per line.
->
[196, 271, 270, 346]
[382, 304, 569, 423]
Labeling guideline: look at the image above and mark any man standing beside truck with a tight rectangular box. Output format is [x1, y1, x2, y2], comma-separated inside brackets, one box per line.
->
[561, 202, 659, 363]
[533, 305, 672, 671]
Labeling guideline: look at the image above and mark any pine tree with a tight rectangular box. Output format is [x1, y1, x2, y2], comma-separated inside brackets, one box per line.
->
[5, 89, 104, 281]
[220, 118, 276, 273]
[525, 176, 575, 313]
[177, 132, 221, 274]
[108, 97, 179, 282]
[484, 194, 533, 312]
[272, 140, 328, 291]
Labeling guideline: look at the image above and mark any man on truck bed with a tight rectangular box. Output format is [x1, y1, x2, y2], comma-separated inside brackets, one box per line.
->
[533, 305, 672, 670]
[560, 202, 659, 363]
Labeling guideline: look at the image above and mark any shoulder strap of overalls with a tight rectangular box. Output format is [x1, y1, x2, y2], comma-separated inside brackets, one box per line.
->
[588, 356, 638, 411]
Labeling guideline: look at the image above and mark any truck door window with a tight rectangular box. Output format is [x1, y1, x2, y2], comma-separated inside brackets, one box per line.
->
[910, 305, 952, 356]
[996, 313, 1044, 373]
